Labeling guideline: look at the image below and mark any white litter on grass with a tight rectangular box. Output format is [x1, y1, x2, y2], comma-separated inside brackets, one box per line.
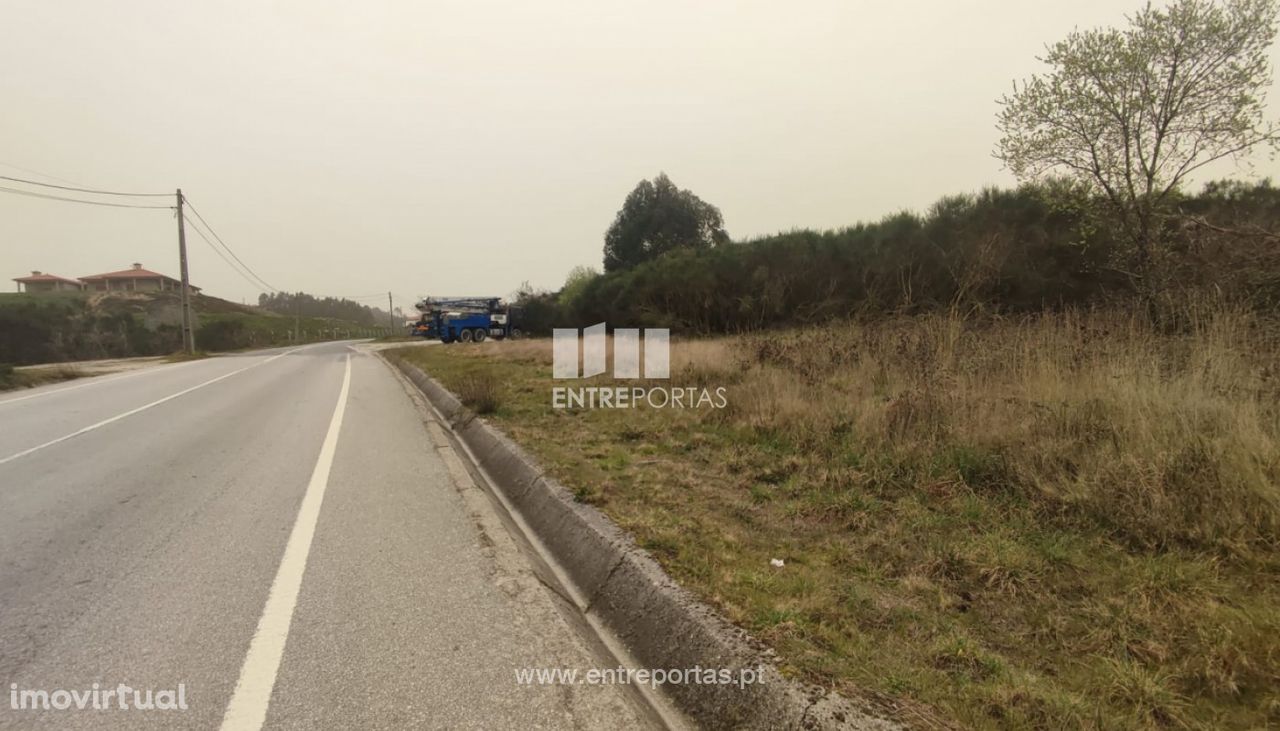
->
[770, 558, 785, 568]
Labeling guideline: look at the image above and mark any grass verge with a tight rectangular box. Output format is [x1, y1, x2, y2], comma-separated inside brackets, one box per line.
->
[164, 350, 211, 363]
[389, 306, 1279, 729]
[0, 363, 89, 392]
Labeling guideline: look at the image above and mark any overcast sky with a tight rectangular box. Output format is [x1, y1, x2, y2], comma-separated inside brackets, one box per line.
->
[3, 0, 1279, 309]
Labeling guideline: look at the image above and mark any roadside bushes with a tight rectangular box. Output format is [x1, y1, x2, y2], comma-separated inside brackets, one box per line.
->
[0, 296, 85, 364]
[195, 319, 248, 351]
[0, 295, 181, 365]
[517, 180, 1280, 335]
[538, 182, 1125, 332]
[1162, 180, 1280, 307]
[1, 290, 390, 365]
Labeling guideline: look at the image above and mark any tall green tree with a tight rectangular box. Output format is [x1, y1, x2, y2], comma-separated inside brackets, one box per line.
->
[996, 0, 1280, 271]
[603, 173, 729, 272]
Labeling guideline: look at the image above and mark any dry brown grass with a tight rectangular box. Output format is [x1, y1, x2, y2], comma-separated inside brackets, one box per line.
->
[453, 370, 504, 414]
[721, 306, 1279, 554]
[394, 306, 1280, 728]
[0, 363, 88, 391]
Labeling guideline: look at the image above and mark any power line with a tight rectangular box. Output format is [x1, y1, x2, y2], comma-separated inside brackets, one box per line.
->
[0, 184, 174, 210]
[0, 174, 170, 197]
[3, 170, 316, 311]
[181, 196, 280, 293]
[185, 215, 277, 294]
[0, 162, 86, 187]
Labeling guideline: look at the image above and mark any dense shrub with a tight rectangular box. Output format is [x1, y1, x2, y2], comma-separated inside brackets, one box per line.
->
[517, 180, 1279, 334]
[0, 290, 383, 365]
[195, 319, 248, 351]
[0, 295, 176, 364]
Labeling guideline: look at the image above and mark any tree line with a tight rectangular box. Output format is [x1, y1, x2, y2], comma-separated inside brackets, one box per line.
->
[257, 292, 393, 327]
[516, 0, 1280, 333]
[517, 179, 1280, 333]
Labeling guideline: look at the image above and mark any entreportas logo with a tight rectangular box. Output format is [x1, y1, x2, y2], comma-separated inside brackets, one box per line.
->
[553, 324, 668, 379]
[551, 323, 726, 409]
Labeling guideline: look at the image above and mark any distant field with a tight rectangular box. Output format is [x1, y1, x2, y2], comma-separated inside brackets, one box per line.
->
[392, 307, 1280, 729]
[192, 310, 380, 351]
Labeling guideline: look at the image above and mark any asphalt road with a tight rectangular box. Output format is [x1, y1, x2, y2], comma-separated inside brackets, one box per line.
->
[0, 341, 651, 729]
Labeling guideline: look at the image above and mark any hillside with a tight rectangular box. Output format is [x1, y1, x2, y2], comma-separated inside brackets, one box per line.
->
[0, 290, 387, 365]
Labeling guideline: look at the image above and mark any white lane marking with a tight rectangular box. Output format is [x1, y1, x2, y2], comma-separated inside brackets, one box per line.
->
[0, 344, 325, 408]
[0, 348, 303, 466]
[0, 359, 202, 407]
[220, 353, 352, 731]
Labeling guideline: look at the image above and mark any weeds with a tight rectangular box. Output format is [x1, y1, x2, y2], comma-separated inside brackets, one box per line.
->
[454, 371, 503, 415]
[393, 305, 1280, 728]
[0, 362, 87, 391]
[730, 306, 1280, 555]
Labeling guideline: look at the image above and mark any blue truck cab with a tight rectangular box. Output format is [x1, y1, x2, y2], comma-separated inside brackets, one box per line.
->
[437, 310, 494, 343]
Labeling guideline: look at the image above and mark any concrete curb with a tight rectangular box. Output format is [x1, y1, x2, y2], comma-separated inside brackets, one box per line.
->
[391, 356, 899, 730]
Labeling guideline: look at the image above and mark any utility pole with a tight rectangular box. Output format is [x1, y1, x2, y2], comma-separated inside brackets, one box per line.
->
[388, 291, 394, 333]
[176, 189, 195, 353]
[294, 295, 300, 342]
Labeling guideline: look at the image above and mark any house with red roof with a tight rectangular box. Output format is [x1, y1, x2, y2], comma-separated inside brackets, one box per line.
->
[12, 271, 85, 293]
[13, 263, 200, 295]
[77, 263, 199, 294]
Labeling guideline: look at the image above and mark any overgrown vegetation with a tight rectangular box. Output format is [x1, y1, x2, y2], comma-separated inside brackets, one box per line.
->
[192, 312, 373, 351]
[511, 1, 1280, 336]
[0, 362, 86, 392]
[518, 179, 1280, 334]
[0, 292, 179, 365]
[392, 304, 1279, 728]
[997, 0, 1280, 272]
[453, 371, 504, 414]
[256, 291, 396, 325]
[0, 291, 391, 365]
[419, 1, 1280, 726]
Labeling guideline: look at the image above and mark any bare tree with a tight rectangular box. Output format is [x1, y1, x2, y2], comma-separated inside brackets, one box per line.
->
[996, 0, 1280, 270]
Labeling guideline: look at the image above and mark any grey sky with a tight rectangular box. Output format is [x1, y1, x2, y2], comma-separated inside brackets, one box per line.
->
[3, 0, 1279, 309]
